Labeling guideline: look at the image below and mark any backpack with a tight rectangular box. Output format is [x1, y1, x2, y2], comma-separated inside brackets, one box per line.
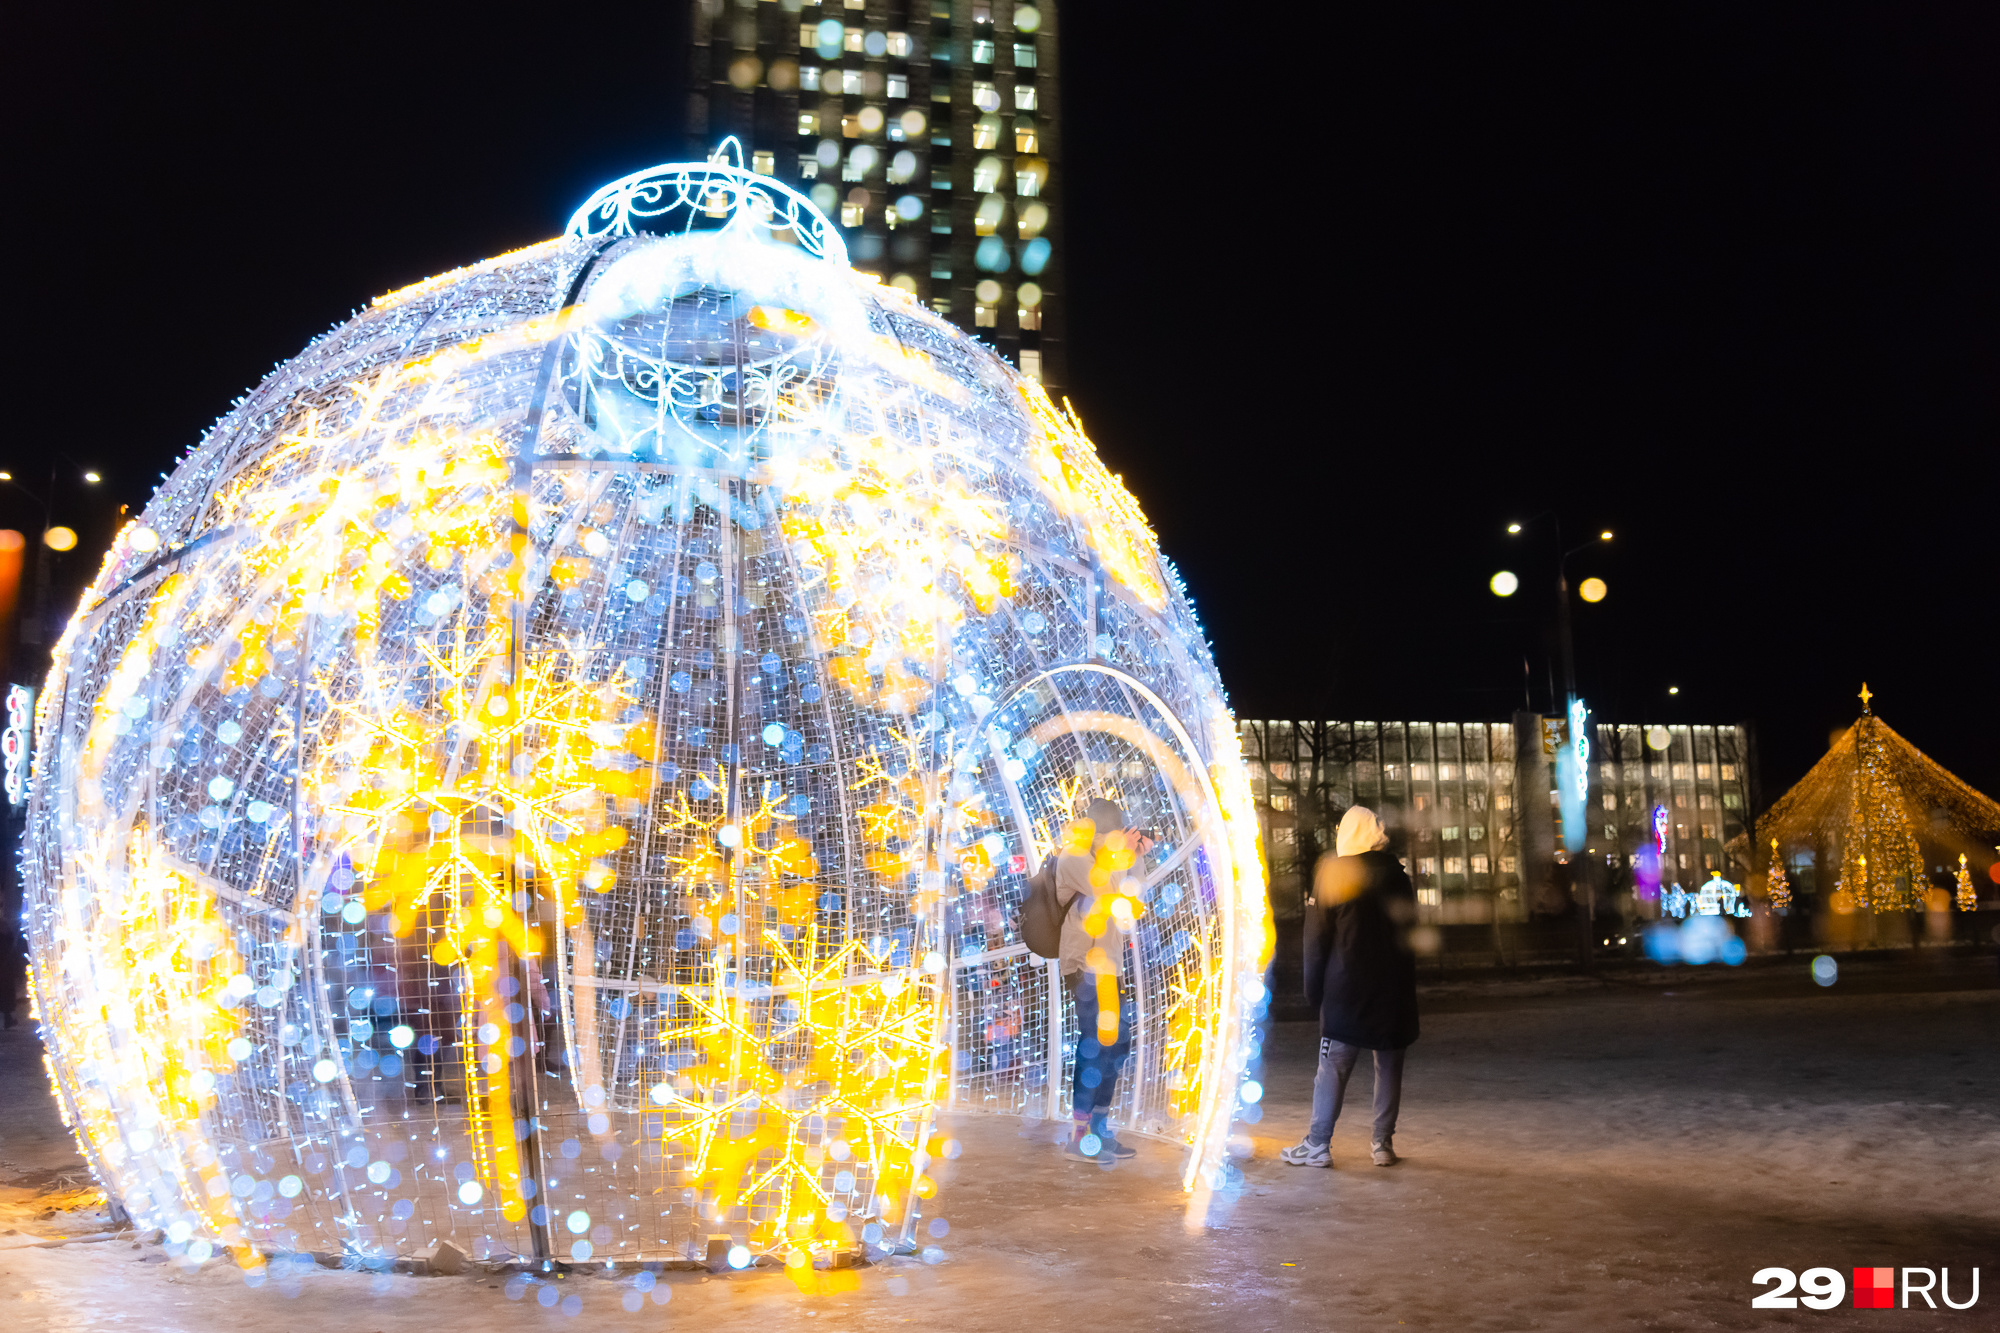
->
[1019, 852, 1068, 960]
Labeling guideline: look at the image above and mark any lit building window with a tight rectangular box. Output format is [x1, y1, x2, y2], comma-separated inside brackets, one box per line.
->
[1018, 348, 1042, 381]
[975, 304, 997, 327]
[1015, 83, 1037, 110]
[887, 74, 908, 99]
[844, 26, 863, 51]
[973, 115, 1002, 150]
[973, 156, 1002, 191]
[1417, 857, 1438, 877]
[1014, 120, 1038, 153]
[931, 296, 952, 314]
[1015, 159, 1047, 197]
[800, 23, 818, 47]
[752, 150, 775, 176]
[1016, 201, 1048, 237]
[1444, 857, 1465, 875]
[842, 114, 861, 139]
[1017, 308, 1040, 329]
[842, 70, 863, 95]
[841, 202, 865, 227]
[888, 149, 917, 183]
[972, 38, 995, 63]
[799, 112, 820, 136]
[887, 31, 911, 57]
[1500, 856, 1517, 874]
[800, 65, 821, 91]
[1013, 43, 1036, 67]
[1471, 854, 1490, 874]
[972, 81, 1000, 112]
[843, 144, 878, 182]
[799, 156, 819, 180]
[974, 194, 1006, 236]
[931, 210, 952, 233]
[857, 106, 884, 134]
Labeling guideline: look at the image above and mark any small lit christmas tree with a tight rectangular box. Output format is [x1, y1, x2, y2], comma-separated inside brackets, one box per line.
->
[1957, 854, 1978, 912]
[1766, 837, 1791, 912]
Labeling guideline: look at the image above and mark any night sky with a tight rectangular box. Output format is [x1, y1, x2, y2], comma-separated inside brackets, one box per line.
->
[5, 3, 1994, 802]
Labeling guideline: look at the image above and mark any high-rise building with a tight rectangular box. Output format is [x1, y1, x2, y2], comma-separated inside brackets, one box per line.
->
[687, 0, 1064, 392]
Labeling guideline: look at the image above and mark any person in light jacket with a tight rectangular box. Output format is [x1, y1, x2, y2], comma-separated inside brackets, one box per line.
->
[1281, 805, 1419, 1168]
[1055, 797, 1153, 1161]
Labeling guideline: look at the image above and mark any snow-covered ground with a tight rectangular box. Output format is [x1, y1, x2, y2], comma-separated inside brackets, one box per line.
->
[4, 952, 1995, 1331]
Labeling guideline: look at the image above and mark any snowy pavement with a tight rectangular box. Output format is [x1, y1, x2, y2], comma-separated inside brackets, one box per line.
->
[3, 951, 1995, 1331]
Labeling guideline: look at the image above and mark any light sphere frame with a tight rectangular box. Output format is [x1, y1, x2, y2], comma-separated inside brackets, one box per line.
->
[23, 143, 1271, 1273]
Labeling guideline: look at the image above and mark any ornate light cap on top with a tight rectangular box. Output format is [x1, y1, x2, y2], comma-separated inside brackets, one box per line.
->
[1858, 681, 1873, 714]
[564, 136, 848, 267]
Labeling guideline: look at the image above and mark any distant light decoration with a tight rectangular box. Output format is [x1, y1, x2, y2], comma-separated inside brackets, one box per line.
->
[23, 143, 1271, 1277]
[1645, 725, 1671, 751]
[43, 525, 77, 551]
[3, 683, 32, 804]
[1652, 803, 1669, 855]
[1577, 576, 1607, 603]
[1766, 838, 1791, 912]
[1556, 696, 1589, 853]
[1488, 570, 1518, 597]
[1956, 854, 1977, 911]
[1568, 698, 1589, 804]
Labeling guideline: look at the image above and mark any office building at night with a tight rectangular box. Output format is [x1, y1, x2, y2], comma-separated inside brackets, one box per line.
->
[687, 0, 1064, 390]
[1240, 717, 1758, 924]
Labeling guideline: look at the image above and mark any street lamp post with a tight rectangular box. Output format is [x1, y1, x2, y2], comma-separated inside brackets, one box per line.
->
[1500, 513, 1612, 965]
[0, 462, 102, 647]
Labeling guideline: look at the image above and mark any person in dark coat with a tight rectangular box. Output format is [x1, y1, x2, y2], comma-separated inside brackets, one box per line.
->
[1281, 805, 1418, 1168]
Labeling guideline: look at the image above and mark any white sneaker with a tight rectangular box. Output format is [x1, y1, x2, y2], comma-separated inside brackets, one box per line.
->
[1279, 1139, 1331, 1168]
[1371, 1139, 1398, 1167]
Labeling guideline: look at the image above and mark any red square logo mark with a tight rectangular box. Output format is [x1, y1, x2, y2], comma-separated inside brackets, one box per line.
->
[1853, 1267, 1895, 1309]
[1008, 856, 1026, 874]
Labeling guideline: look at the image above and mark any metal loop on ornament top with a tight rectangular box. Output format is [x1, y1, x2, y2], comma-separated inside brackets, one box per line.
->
[564, 137, 848, 268]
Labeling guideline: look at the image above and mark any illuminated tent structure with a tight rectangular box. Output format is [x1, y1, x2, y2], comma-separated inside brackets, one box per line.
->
[1752, 686, 2000, 913]
[22, 145, 1271, 1272]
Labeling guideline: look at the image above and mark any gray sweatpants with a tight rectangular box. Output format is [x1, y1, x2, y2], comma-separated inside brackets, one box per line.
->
[1307, 1038, 1405, 1147]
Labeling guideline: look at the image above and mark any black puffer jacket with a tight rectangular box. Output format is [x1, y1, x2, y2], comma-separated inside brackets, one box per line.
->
[1303, 850, 1420, 1049]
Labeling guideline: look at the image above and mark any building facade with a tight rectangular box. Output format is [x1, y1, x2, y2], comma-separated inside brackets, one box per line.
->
[688, 0, 1065, 390]
[1239, 716, 1758, 925]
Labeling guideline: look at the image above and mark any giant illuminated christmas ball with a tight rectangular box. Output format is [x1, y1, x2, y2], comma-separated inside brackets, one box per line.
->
[24, 145, 1270, 1271]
